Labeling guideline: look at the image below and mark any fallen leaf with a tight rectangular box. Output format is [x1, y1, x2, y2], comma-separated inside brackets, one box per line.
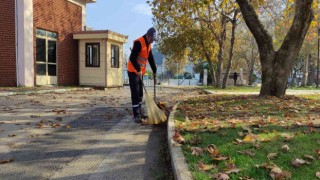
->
[238, 176, 254, 180]
[316, 149, 320, 159]
[225, 168, 240, 174]
[0, 159, 14, 164]
[191, 147, 203, 156]
[198, 160, 216, 171]
[173, 130, 185, 144]
[206, 144, 220, 156]
[303, 155, 315, 161]
[284, 135, 293, 142]
[243, 134, 257, 142]
[55, 117, 63, 121]
[8, 134, 16, 137]
[65, 124, 72, 129]
[233, 139, 243, 145]
[252, 143, 261, 149]
[237, 150, 255, 157]
[35, 122, 44, 128]
[185, 116, 191, 123]
[270, 166, 282, 180]
[214, 173, 229, 180]
[189, 134, 202, 145]
[281, 145, 290, 152]
[267, 153, 278, 160]
[212, 156, 228, 161]
[238, 131, 244, 137]
[52, 108, 66, 114]
[51, 123, 61, 128]
[291, 158, 310, 167]
[242, 126, 252, 133]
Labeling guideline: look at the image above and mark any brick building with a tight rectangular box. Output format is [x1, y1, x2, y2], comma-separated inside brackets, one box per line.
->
[0, 0, 96, 86]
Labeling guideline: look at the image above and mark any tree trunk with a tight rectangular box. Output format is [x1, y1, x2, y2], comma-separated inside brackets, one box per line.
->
[248, 58, 255, 85]
[222, 10, 239, 89]
[302, 54, 309, 86]
[308, 64, 315, 86]
[215, 16, 227, 88]
[208, 61, 216, 85]
[236, 0, 314, 97]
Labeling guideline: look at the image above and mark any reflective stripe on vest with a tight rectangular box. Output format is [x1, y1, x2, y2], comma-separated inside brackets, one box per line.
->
[127, 37, 151, 75]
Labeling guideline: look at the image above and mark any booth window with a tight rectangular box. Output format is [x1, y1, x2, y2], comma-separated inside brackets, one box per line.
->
[111, 44, 119, 68]
[86, 43, 100, 67]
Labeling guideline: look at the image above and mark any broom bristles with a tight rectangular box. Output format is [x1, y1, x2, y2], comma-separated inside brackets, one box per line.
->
[144, 89, 167, 124]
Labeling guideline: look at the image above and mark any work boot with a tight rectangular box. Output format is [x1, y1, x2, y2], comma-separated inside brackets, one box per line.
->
[133, 115, 142, 123]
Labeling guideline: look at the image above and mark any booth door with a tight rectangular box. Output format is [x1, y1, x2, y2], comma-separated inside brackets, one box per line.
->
[36, 29, 57, 85]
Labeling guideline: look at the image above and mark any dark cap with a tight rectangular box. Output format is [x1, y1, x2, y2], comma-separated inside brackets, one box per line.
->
[146, 27, 156, 41]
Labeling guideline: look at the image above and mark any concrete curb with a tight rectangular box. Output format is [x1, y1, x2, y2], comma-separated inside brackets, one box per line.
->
[168, 103, 193, 180]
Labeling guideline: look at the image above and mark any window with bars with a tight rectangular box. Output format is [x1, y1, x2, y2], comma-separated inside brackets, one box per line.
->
[86, 43, 100, 67]
[111, 44, 119, 68]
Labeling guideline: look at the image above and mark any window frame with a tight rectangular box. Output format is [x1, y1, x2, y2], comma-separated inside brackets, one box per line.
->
[111, 44, 120, 68]
[85, 43, 100, 68]
[36, 29, 57, 76]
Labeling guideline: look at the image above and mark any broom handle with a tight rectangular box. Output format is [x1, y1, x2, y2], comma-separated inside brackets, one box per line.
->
[140, 76, 147, 93]
[154, 74, 156, 101]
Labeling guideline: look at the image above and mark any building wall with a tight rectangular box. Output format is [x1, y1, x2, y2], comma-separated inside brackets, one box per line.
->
[33, 0, 82, 85]
[0, 1, 16, 86]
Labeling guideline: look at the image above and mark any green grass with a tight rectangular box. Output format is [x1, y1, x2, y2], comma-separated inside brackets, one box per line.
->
[288, 86, 320, 90]
[181, 127, 320, 180]
[176, 94, 320, 179]
[201, 85, 320, 93]
[201, 86, 260, 92]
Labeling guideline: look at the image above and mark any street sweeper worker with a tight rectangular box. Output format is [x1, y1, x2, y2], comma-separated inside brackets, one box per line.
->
[127, 27, 157, 123]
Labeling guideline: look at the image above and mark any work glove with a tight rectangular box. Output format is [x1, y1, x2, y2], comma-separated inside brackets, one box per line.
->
[137, 71, 143, 80]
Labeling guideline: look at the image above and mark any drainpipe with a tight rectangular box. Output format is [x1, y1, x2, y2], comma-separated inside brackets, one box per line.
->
[15, 0, 19, 86]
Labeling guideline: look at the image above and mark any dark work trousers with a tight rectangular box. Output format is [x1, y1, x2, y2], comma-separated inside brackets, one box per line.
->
[128, 71, 143, 117]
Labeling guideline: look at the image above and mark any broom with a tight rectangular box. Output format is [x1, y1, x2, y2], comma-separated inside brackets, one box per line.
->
[141, 76, 167, 124]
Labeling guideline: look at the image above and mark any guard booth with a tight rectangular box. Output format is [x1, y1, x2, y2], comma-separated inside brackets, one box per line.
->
[73, 30, 128, 87]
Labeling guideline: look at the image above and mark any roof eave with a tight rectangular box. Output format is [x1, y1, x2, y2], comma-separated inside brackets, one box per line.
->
[86, 0, 96, 3]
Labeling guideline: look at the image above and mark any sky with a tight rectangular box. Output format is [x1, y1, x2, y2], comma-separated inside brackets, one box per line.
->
[86, 0, 154, 55]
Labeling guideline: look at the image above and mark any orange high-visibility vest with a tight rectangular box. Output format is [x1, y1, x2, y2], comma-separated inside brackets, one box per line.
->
[127, 37, 151, 75]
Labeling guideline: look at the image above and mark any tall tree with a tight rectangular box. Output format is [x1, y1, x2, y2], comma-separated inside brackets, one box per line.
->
[236, 0, 315, 96]
[222, 8, 240, 89]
